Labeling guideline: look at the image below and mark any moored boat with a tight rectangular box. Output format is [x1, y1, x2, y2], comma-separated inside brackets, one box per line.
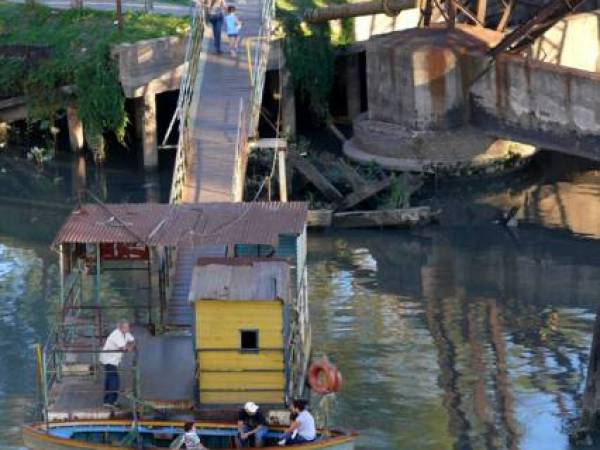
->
[23, 420, 357, 449]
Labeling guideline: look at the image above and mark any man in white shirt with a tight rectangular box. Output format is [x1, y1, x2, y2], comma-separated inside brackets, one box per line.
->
[278, 399, 316, 445]
[100, 320, 135, 408]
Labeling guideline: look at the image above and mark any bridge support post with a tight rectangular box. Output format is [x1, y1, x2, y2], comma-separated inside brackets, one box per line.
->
[142, 91, 158, 170]
[281, 69, 296, 138]
[278, 145, 288, 202]
[66, 105, 84, 152]
[345, 53, 362, 120]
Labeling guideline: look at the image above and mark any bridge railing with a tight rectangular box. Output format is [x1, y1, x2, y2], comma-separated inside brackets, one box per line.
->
[232, 98, 250, 201]
[170, 4, 207, 204]
[246, 0, 276, 135]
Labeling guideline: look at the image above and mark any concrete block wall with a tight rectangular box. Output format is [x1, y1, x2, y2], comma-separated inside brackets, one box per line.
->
[111, 35, 188, 98]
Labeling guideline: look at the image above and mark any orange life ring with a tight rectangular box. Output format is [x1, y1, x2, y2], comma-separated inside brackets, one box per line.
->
[308, 358, 342, 394]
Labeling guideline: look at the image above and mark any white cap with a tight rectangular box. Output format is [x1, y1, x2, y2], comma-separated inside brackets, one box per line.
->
[244, 401, 259, 414]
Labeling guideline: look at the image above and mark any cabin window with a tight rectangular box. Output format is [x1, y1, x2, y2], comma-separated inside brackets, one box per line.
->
[240, 329, 259, 352]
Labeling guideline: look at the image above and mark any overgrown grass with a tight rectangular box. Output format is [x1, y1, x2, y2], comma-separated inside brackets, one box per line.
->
[276, 0, 352, 120]
[0, 2, 188, 147]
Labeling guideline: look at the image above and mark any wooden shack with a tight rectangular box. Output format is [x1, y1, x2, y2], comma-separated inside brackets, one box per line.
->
[189, 258, 292, 406]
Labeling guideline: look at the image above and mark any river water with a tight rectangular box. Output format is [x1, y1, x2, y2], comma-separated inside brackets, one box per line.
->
[1, 150, 600, 449]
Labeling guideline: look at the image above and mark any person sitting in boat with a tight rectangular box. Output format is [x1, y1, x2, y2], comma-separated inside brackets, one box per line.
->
[99, 320, 135, 408]
[278, 400, 316, 446]
[183, 422, 208, 450]
[236, 401, 268, 447]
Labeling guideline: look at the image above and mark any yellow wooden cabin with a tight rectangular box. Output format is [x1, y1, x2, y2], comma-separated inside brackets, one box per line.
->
[189, 258, 293, 407]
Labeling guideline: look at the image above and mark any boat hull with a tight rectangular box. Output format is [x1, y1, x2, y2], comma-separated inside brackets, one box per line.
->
[23, 420, 357, 450]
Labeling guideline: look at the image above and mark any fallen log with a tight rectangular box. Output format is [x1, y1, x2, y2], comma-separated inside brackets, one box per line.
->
[336, 176, 394, 211]
[332, 206, 439, 228]
[288, 153, 344, 203]
[304, 0, 415, 23]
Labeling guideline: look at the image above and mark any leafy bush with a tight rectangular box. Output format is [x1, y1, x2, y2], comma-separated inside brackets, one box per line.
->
[0, 2, 188, 143]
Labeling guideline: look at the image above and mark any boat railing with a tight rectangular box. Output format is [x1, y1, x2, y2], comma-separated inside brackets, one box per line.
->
[36, 331, 142, 433]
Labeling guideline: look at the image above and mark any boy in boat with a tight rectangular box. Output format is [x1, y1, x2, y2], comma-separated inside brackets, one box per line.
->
[183, 422, 208, 450]
[278, 400, 316, 445]
[100, 320, 135, 408]
[236, 401, 268, 447]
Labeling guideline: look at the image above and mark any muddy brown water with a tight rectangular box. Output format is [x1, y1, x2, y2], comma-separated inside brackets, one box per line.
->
[1, 150, 600, 450]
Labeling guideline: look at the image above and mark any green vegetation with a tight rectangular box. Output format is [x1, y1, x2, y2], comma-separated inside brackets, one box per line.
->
[276, 0, 352, 120]
[0, 2, 188, 148]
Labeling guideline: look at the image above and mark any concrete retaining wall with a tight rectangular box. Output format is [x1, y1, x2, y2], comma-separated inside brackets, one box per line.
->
[470, 54, 600, 159]
[111, 35, 188, 98]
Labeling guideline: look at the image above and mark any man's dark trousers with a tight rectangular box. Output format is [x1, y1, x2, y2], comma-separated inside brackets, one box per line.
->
[103, 364, 120, 405]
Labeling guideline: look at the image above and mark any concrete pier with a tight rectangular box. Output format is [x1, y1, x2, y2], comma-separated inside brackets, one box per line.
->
[141, 90, 158, 170]
[66, 105, 84, 152]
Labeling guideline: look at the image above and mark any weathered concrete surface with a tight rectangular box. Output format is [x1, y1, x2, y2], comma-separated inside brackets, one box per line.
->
[360, 25, 600, 163]
[366, 28, 488, 130]
[111, 35, 187, 98]
[470, 54, 600, 160]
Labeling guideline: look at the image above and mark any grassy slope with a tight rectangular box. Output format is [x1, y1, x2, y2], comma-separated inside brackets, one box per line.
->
[0, 2, 189, 138]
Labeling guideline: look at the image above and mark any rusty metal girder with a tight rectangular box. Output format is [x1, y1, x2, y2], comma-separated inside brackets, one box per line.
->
[489, 0, 591, 57]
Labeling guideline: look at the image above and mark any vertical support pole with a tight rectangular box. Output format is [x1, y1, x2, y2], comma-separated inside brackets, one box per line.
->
[345, 53, 362, 120]
[95, 244, 101, 308]
[476, 0, 487, 26]
[281, 69, 296, 138]
[36, 345, 50, 433]
[147, 249, 153, 326]
[266, 175, 272, 201]
[142, 90, 158, 170]
[66, 106, 85, 152]
[115, 0, 123, 31]
[423, 0, 433, 26]
[277, 145, 288, 202]
[59, 245, 65, 315]
[447, 0, 456, 28]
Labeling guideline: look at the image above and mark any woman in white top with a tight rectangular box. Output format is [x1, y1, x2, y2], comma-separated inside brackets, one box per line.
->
[278, 400, 316, 445]
[172, 422, 208, 450]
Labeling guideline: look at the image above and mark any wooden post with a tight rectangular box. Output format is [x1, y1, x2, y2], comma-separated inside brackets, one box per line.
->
[115, 0, 123, 31]
[278, 146, 288, 202]
[66, 105, 84, 152]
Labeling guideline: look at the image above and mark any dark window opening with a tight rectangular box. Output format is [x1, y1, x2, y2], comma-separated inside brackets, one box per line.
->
[240, 330, 259, 352]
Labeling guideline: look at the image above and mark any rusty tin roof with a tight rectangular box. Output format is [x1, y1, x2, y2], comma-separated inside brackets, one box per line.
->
[53, 202, 308, 247]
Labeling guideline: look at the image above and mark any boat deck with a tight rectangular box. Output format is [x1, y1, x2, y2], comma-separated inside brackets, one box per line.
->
[48, 326, 195, 421]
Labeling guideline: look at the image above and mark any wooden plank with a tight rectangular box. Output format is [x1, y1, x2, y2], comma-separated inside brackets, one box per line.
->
[335, 177, 394, 211]
[331, 160, 367, 191]
[332, 207, 439, 228]
[307, 209, 333, 227]
[288, 153, 344, 203]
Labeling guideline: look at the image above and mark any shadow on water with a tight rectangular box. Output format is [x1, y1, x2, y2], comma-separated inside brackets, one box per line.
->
[1, 148, 600, 449]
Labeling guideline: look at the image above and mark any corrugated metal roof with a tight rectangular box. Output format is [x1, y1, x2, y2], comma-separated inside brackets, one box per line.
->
[188, 259, 291, 302]
[53, 202, 308, 247]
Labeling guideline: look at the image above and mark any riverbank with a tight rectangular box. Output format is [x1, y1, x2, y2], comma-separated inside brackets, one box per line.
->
[0, 2, 188, 159]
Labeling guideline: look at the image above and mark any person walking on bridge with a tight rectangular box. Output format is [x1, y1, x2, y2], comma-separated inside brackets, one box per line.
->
[207, 0, 226, 54]
[100, 320, 135, 408]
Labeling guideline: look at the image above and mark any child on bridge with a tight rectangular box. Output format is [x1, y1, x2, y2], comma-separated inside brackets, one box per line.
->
[225, 5, 242, 56]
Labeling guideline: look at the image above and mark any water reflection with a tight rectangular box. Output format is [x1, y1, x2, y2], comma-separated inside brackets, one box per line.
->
[309, 227, 597, 450]
[2, 149, 600, 450]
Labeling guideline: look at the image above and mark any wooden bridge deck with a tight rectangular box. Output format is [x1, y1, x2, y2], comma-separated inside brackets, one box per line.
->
[181, 0, 262, 203]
